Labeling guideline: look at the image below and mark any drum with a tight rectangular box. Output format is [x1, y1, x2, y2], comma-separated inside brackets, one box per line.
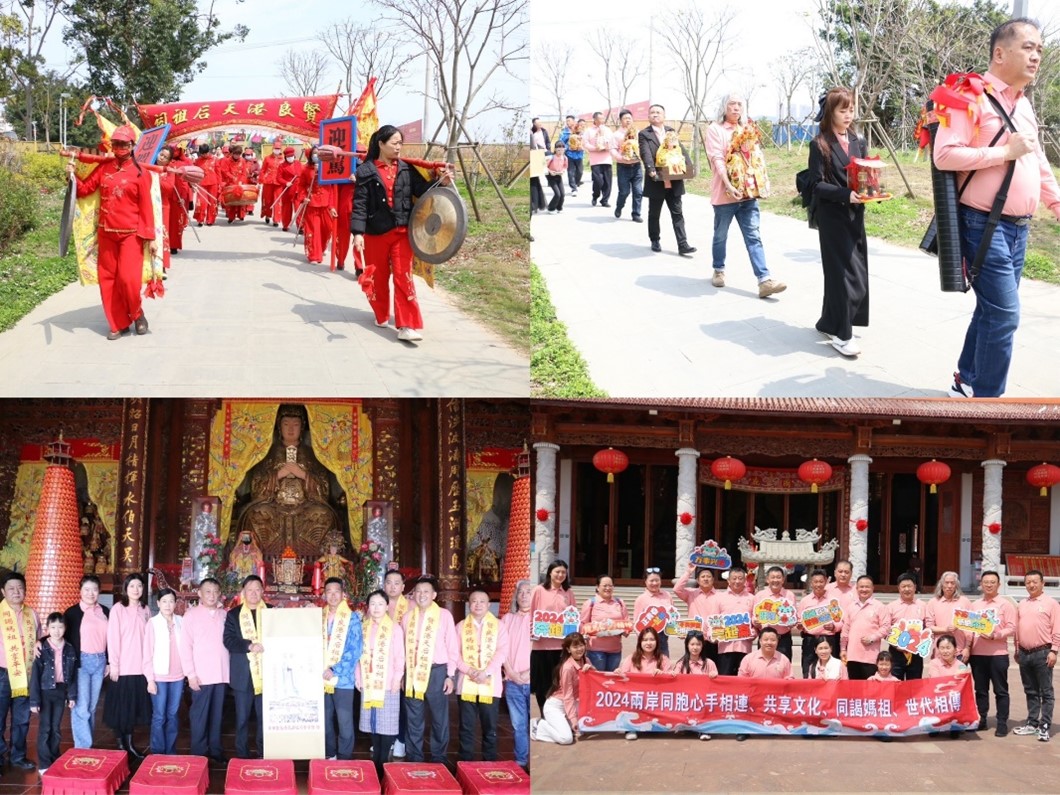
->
[222, 183, 260, 207]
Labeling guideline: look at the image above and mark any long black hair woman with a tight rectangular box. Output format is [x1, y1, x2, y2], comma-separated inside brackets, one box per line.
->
[103, 572, 151, 757]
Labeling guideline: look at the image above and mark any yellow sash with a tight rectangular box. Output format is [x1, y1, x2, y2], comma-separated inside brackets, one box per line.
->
[323, 601, 353, 694]
[405, 603, 441, 700]
[0, 602, 34, 698]
[239, 603, 263, 696]
[392, 595, 409, 625]
[360, 615, 394, 709]
[460, 613, 499, 704]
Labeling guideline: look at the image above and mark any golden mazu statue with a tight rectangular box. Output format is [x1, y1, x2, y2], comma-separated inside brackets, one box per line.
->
[237, 406, 343, 559]
[656, 130, 686, 175]
[620, 127, 639, 161]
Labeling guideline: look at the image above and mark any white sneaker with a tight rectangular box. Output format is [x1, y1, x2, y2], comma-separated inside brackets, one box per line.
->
[698, 733, 711, 741]
[530, 719, 539, 741]
[397, 327, 423, 341]
[624, 731, 637, 740]
[392, 739, 406, 757]
[830, 336, 861, 357]
[374, 318, 388, 328]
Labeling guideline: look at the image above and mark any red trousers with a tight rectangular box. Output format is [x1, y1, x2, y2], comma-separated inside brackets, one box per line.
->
[97, 229, 145, 332]
[302, 206, 333, 264]
[280, 191, 297, 230]
[361, 227, 423, 329]
[335, 184, 353, 267]
[194, 187, 218, 225]
[261, 184, 276, 220]
[167, 200, 186, 252]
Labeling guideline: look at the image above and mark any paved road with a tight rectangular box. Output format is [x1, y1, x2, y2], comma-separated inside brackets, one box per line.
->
[0, 218, 528, 397]
[531, 190, 1060, 397]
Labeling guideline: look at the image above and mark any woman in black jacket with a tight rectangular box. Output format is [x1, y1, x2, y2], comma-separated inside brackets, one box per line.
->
[350, 125, 452, 342]
[807, 87, 869, 358]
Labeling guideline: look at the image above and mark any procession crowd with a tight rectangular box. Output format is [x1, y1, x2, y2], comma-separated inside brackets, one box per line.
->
[529, 559, 1060, 745]
[0, 568, 533, 779]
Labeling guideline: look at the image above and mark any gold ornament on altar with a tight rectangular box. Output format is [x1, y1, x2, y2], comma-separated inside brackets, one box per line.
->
[317, 532, 352, 582]
[656, 131, 687, 175]
[272, 545, 306, 593]
[725, 120, 771, 199]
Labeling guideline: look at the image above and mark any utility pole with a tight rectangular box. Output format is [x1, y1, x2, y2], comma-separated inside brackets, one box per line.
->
[1012, 0, 1028, 17]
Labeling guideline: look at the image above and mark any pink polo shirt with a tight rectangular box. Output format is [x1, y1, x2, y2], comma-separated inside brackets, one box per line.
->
[825, 582, 856, 610]
[356, 618, 406, 692]
[455, 617, 508, 698]
[738, 649, 793, 679]
[579, 596, 629, 654]
[706, 121, 740, 206]
[617, 654, 670, 674]
[754, 587, 797, 637]
[924, 595, 973, 656]
[557, 656, 588, 728]
[672, 571, 722, 627]
[403, 604, 458, 677]
[888, 598, 926, 628]
[0, 605, 38, 669]
[797, 591, 840, 638]
[934, 71, 1060, 218]
[529, 585, 576, 652]
[969, 595, 1017, 657]
[867, 673, 900, 682]
[500, 610, 530, 682]
[143, 615, 184, 684]
[178, 604, 229, 686]
[1016, 593, 1060, 652]
[840, 598, 889, 665]
[106, 602, 148, 677]
[926, 657, 969, 678]
[583, 124, 614, 167]
[79, 602, 108, 655]
[672, 657, 718, 676]
[632, 589, 674, 627]
[715, 588, 756, 655]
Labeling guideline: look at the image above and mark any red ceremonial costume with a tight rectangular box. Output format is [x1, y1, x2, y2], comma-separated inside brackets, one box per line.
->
[76, 155, 154, 334]
[334, 182, 354, 270]
[157, 169, 177, 270]
[168, 151, 192, 254]
[259, 151, 283, 224]
[276, 148, 304, 231]
[216, 154, 251, 223]
[296, 162, 337, 264]
[243, 154, 260, 217]
[194, 153, 219, 225]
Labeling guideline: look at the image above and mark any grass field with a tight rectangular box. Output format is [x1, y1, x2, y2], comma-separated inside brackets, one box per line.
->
[530, 263, 606, 397]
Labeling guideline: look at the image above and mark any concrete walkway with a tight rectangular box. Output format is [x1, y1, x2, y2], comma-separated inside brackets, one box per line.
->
[0, 218, 528, 397]
[532, 190, 1060, 397]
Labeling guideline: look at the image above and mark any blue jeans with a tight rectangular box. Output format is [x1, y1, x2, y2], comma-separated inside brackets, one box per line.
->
[956, 206, 1028, 397]
[149, 680, 183, 754]
[587, 650, 622, 673]
[504, 681, 530, 767]
[615, 163, 643, 218]
[1019, 646, 1054, 728]
[712, 199, 770, 281]
[0, 673, 30, 762]
[73, 652, 106, 748]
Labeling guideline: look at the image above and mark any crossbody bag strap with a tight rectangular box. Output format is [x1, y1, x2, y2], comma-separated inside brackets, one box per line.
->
[968, 91, 1019, 284]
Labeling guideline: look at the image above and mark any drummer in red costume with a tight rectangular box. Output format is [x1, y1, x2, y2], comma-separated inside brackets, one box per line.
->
[216, 144, 250, 224]
[242, 149, 259, 218]
[351, 125, 453, 342]
[70, 125, 157, 340]
[295, 146, 337, 264]
[194, 144, 219, 226]
[276, 146, 304, 232]
[259, 143, 283, 226]
[155, 147, 177, 272]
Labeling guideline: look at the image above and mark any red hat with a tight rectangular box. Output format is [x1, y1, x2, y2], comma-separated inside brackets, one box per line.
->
[111, 125, 136, 143]
[283, 146, 295, 156]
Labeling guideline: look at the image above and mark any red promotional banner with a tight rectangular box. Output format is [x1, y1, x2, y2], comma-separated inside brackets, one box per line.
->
[579, 670, 979, 737]
[135, 95, 340, 139]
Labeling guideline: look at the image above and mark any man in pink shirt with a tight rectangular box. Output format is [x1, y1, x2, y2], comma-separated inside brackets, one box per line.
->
[840, 575, 890, 680]
[673, 563, 721, 665]
[797, 568, 841, 678]
[455, 588, 508, 762]
[715, 564, 755, 675]
[736, 627, 792, 741]
[887, 573, 927, 680]
[1013, 569, 1060, 742]
[180, 577, 229, 763]
[969, 570, 1017, 736]
[934, 18, 1060, 398]
[584, 112, 614, 207]
[753, 566, 797, 662]
[825, 560, 856, 608]
[924, 571, 973, 661]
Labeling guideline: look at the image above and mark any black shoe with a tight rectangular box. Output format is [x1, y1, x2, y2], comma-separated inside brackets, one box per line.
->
[592, 198, 597, 206]
[632, 215, 643, 223]
[134, 315, 149, 335]
[209, 755, 228, 766]
[678, 245, 697, 256]
[273, 222, 279, 227]
[977, 720, 988, 732]
[197, 221, 203, 227]
[736, 734, 748, 742]
[10, 759, 34, 771]
[123, 735, 144, 760]
[996, 725, 1009, 737]
[600, 202, 610, 207]
[614, 207, 621, 218]
[650, 241, 661, 252]
[107, 330, 121, 341]
[227, 219, 233, 224]
[170, 248, 177, 254]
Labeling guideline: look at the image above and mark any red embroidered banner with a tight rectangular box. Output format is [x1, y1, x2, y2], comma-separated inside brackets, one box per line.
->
[20, 440, 120, 461]
[135, 95, 340, 139]
[579, 670, 979, 737]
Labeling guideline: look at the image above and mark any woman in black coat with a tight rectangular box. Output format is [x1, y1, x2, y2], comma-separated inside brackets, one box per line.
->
[807, 87, 869, 358]
[350, 125, 452, 342]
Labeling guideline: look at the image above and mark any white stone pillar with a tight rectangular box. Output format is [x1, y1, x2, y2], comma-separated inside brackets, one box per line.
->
[675, 448, 701, 575]
[534, 442, 560, 582]
[847, 454, 873, 580]
[981, 459, 1006, 574]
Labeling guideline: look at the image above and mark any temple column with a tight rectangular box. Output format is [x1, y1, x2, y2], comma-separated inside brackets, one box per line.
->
[675, 448, 700, 573]
[370, 400, 402, 561]
[436, 399, 465, 614]
[981, 459, 1006, 574]
[116, 399, 150, 577]
[533, 442, 559, 582]
[847, 454, 872, 580]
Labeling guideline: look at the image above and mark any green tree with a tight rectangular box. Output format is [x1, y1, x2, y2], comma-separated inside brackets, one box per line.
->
[2, 70, 98, 147]
[1, 0, 70, 139]
[62, 0, 248, 116]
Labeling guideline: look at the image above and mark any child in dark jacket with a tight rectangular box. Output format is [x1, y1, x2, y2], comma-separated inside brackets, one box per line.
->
[30, 613, 78, 774]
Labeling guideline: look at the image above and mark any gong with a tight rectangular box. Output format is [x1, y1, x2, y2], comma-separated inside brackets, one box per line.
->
[60, 173, 76, 257]
[408, 185, 467, 264]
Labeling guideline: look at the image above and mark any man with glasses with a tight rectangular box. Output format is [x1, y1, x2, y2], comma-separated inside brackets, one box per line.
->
[715, 564, 755, 675]
[969, 570, 1016, 736]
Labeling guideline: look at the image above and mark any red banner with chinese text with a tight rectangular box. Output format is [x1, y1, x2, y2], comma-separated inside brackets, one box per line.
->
[579, 670, 979, 737]
[135, 95, 340, 139]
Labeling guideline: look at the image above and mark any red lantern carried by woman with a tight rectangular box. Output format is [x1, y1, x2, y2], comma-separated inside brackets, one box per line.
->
[916, 459, 951, 494]
[798, 458, 832, 493]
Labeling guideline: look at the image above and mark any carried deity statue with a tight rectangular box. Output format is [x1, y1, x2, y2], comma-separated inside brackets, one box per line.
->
[235, 405, 345, 559]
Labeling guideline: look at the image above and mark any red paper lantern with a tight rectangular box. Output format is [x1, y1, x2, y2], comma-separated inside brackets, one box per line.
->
[593, 447, 629, 484]
[1027, 463, 1060, 497]
[710, 456, 746, 490]
[679, 511, 694, 526]
[536, 508, 550, 522]
[798, 458, 833, 493]
[855, 518, 868, 532]
[988, 522, 1002, 535]
[916, 459, 951, 494]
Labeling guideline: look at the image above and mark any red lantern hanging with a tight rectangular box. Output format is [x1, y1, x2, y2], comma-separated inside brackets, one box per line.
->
[679, 511, 694, 526]
[1027, 463, 1060, 497]
[710, 456, 746, 490]
[988, 522, 1002, 535]
[916, 459, 951, 494]
[536, 508, 550, 522]
[797, 458, 833, 493]
[592, 447, 629, 484]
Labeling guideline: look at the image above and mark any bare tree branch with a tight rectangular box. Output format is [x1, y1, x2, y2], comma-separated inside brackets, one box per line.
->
[534, 41, 573, 123]
[278, 48, 330, 97]
[317, 18, 416, 101]
[656, 2, 734, 126]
